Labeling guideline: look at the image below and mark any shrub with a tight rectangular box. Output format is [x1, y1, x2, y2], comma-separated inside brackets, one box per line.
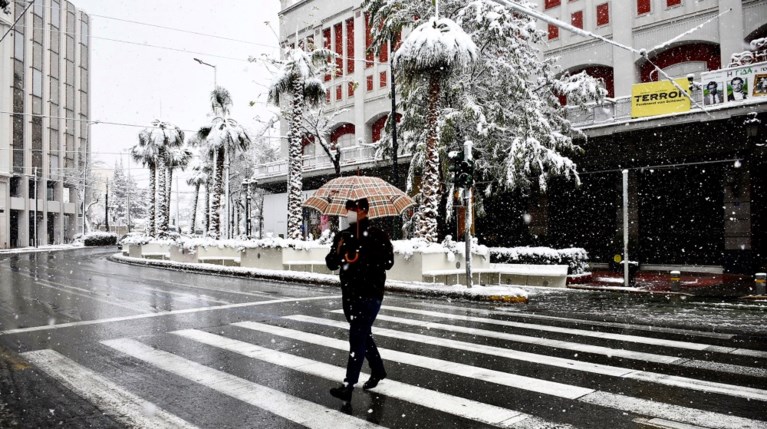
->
[489, 246, 590, 275]
[83, 232, 118, 246]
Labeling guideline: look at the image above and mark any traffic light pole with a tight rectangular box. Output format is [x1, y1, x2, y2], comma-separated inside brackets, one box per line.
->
[464, 140, 473, 289]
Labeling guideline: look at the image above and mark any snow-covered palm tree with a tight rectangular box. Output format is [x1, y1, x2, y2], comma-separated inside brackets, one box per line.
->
[164, 145, 193, 229]
[268, 46, 332, 240]
[133, 120, 185, 236]
[394, 16, 477, 242]
[131, 129, 160, 236]
[194, 87, 252, 239]
[186, 155, 210, 235]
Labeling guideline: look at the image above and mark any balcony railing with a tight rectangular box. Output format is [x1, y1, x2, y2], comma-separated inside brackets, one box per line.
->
[254, 145, 412, 181]
[564, 90, 707, 127]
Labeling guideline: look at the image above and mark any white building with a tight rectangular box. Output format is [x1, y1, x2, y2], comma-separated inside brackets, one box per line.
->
[264, 0, 766, 242]
[0, 0, 91, 248]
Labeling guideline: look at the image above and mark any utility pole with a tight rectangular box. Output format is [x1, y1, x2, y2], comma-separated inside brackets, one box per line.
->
[126, 164, 132, 232]
[105, 179, 109, 232]
[390, 36, 399, 239]
[176, 176, 180, 230]
[33, 167, 38, 248]
[463, 140, 473, 289]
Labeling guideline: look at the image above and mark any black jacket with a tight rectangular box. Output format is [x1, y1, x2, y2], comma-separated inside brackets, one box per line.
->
[325, 218, 394, 299]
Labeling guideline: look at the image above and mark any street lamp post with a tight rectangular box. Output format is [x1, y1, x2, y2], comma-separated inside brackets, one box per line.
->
[193, 57, 217, 89]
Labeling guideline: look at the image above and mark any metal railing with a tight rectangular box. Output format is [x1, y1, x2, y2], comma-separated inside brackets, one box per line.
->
[253, 145, 412, 180]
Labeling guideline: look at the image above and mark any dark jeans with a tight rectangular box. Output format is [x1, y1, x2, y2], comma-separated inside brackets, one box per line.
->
[342, 295, 385, 386]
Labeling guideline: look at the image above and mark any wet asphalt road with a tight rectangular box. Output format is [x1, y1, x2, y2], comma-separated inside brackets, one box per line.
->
[0, 247, 766, 428]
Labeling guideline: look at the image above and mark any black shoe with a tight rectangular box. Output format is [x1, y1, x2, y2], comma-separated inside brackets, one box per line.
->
[329, 384, 353, 401]
[362, 373, 386, 390]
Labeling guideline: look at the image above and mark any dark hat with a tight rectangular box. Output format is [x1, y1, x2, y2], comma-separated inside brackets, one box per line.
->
[344, 198, 369, 211]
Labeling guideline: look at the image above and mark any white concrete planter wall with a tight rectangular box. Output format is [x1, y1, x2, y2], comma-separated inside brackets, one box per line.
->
[141, 243, 171, 260]
[196, 245, 241, 266]
[388, 251, 491, 282]
[127, 244, 142, 258]
[282, 246, 334, 274]
[170, 244, 198, 264]
[241, 247, 284, 270]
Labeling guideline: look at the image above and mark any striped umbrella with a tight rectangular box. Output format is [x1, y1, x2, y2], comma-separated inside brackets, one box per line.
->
[303, 176, 415, 219]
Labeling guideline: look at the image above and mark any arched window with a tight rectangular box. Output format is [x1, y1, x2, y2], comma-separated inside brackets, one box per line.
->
[639, 43, 720, 82]
[371, 113, 402, 143]
[330, 123, 356, 149]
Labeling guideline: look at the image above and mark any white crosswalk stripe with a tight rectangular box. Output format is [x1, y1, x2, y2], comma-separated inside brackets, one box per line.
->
[18, 300, 767, 429]
[21, 349, 199, 429]
[255, 315, 766, 429]
[101, 338, 385, 429]
[307, 313, 767, 402]
[171, 328, 555, 428]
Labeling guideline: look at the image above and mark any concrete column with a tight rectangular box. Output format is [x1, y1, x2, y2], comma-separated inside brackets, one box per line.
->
[612, 0, 635, 96]
[718, 0, 744, 67]
[353, 8, 367, 143]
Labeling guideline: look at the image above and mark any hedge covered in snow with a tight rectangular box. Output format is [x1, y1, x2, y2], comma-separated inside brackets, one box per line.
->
[490, 246, 590, 275]
[83, 231, 118, 246]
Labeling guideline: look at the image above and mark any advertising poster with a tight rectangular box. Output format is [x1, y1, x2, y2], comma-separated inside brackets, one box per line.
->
[631, 78, 691, 118]
[701, 61, 767, 105]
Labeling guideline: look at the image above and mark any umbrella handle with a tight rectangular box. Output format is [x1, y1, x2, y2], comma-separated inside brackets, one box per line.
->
[344, 251, 359, 264]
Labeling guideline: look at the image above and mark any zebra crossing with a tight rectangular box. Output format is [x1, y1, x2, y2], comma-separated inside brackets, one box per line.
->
[20, 300, 767, 428]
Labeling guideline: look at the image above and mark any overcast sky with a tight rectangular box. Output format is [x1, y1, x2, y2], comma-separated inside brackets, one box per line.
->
[72, 0, 281, 190]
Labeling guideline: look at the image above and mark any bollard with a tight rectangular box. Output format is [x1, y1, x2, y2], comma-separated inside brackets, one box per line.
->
[756, 273, 766, 296]
[670, 270, 681, 292]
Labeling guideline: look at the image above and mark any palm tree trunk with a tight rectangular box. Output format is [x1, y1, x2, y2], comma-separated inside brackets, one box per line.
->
[148, 163, 157, 236]
[190, 182, 200, 234]
[286, 79, 305, 240]
[157, 155, 168, 236]
[209, 147, 225, 239]
[205, 182, 211, 234]
[417, 75, 441, 243]
[166, 167, 173, 230]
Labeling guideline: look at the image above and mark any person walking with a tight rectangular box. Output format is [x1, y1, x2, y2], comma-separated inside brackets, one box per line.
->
[325, 198, 394, 402]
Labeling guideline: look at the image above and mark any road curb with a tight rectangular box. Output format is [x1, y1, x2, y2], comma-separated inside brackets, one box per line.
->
[108, 254, 529, 304]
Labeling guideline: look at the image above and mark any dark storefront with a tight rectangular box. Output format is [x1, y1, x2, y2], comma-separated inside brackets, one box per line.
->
[477, 108, 767, 274]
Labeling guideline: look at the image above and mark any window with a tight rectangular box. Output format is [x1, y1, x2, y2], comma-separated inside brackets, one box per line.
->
[325, 89, 330, 103]
[334, 23, 343, 77]
[50, 77, 59, 104]
[336, 85, 342, 101]
[10, 177, 21, 198]
[366, 75, 374, 91]
[667, 0, 682, 6]
[345, 18, 354, 74]
[32, 69, 42, 97]
[379, 71, 387, 88]
[596, 3, 610, 26]
[14, 31, 24, 61]
[545, 0, 561, 9]
[81, 21, 89, 45]
[548, 24, 559, 40]
[365, 12, 373, 68]
[322, 28, 331, 82]
[51, 0, 60, 27]
[379, 39, 388, 63]
[47, 182, 56, 201]
[348, 81, 355, 97]
[637, 0, 651, 15]
[571, 11, 583, 29]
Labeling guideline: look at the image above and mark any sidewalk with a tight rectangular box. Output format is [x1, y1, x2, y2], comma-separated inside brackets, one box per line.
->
[573, 270, 759, 298]
[0, 243, 84, 255]
[109, 253, 530, 304]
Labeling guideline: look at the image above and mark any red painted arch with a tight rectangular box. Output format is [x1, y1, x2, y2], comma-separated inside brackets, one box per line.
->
[639, 43, 720, 82]
[372, 113, 402, 142]
[330, 123, 356, 143]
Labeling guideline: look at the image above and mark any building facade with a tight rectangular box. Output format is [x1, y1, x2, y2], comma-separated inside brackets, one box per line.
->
[0, 0, 90, 248]
[269, 0, 766, 273]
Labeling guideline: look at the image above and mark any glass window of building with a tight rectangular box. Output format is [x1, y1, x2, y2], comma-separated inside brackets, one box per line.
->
[32, 96, 43, 115]
[13, 60, 24, 89]
[32, 43, 42, 69]
[32, 70, 42, 97]
[32, 0, 43, 17]
[80, 69, 88, 91]
[10, 178, 21, 198]
[67, 11, 75, 31]
[51, 33, 59, 53]
[33, 15, 43, 43]
[65, 84, 74, 109]
[66, 35, 74, 60]
[47, 182, 56, 201]
[51, 0, 60, 27]
[81, 20, 88, 45]
[32, 116, 43, 170]
[50, 52, 59, 78]
[80, 92, 87, 112]
[13, 88, 24, 113]
[14, 31, 24, 60]
[66, 61, 74, 84]
[50, 77, 59, 104]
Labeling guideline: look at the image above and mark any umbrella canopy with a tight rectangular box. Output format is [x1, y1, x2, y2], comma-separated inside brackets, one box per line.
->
[303, 176, 415, 219]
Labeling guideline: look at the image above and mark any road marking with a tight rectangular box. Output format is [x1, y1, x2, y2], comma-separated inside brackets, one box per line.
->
[381, 305, 739, 354]
[582, 391, 764, 429]
[0, 295, 340, 335]
[307, 314, 767, 402]
[233, 320, 594, 400]
[22, 349, 198, 429]
[358, 312, 681, 364]
[244, 318, 767, 429]
[101, 338, 384, 429]
[172, 328, 538, 428]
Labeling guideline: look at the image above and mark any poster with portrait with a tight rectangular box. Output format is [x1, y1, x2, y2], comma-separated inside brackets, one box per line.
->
[701, 61, 767, 105]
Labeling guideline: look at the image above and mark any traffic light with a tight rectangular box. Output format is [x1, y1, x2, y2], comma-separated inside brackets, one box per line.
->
[457, 158, 474, 187]
[447, 150, 464, 186]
